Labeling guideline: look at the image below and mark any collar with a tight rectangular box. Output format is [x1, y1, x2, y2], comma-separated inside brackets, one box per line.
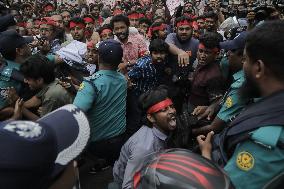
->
[6, 60, 20, 70]
[96, 70, 118, 75]
[153, 127, 167, 141]
[233, 70, 244, 81]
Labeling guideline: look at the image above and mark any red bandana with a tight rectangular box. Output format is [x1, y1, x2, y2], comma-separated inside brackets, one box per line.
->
[176, 20, 192, 27]
[101, 29, 112, 35]
[69, 21, 85, 29]
[84, 17, 94, 23]
[128, 13, 139, 19]
[147, 99, 173, 114]
[199, 43, 219, 53]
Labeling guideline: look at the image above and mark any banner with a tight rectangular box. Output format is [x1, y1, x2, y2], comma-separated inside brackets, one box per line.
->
[166, 0, 183, 16]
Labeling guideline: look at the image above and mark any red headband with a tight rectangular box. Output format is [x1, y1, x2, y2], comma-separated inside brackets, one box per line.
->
[87, 41, 95, 49]
[147, 98, 173, 114]
[44, 5, 54, 11]
[128, 13, 139, 19]
[113, 9, 123, 15]
[147, 24, 166, 38]
[69, 21, 85, 29]
[138, 13, 145, 19]
[199, 43, 219, 53]
[176, 20, 192, 27]
[100, 29, 112, 35]
[17, 22, 27, 27]
[84, 17, 94, 23]
[40, 17, 56, 26]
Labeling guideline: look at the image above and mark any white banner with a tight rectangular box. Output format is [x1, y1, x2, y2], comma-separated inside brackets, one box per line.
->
[166, 0, 183, 16]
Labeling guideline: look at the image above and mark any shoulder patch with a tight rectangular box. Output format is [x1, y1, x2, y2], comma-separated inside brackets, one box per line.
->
[78, 83, 85, 91]
[236, 151, 254, 171]
[225, 96, 233, 108]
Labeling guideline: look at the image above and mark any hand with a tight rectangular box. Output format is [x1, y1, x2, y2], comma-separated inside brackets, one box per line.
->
[197, 131, 214, 159]
[118, 62, 128, 74]
[12, 98, 24, 120]
[37, 106, 43, 115]
[39, 40, 51, 54]
[192, 105, 215, 120]
[178, 51, 190, 67]
[58, 78, 72, 89]
[192, 106, 208, 116]
[7, 87, 19, 105]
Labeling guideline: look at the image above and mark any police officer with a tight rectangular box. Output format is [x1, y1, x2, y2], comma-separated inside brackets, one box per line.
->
[0, 30, 33, 120]
[192, 32, 248, 135]
[198, 20, 284, 189]
[73, 39, 127, 166]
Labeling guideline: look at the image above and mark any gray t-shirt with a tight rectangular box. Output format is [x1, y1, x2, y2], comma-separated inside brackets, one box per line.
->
[165, 33, 199, 64]
[113, 126, 167, 189]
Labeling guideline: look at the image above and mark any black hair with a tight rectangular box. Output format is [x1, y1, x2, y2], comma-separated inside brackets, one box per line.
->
[203, 11, 218, 21]
[149, 39, 169, 54]
[97, 24, 113, 35]
[153, 16, 165, 23]
[69, 17, 85, 26]
[139, 17, 151, 26]
[1, 48, 17, 60]
[246, 20, 284, 81]
[110, 14, 130, 29]
[90, 3, 101, 11]
[83, 14, 95, 21]
[139, 85, 169, 113]
[149, 22, 165, 40]
[199, 32, 221, 49]
[20, 54, 55, 84]
[174, 16, 192, 27]
[127, 10, 138, 16]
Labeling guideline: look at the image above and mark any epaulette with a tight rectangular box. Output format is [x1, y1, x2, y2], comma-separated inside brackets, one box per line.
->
[85, 73, 103, 82]
[250, 126, 283, 149]
[0, 66, 13, 82]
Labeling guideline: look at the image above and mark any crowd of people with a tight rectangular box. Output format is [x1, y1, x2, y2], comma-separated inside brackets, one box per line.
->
[0, 0, 284, 188]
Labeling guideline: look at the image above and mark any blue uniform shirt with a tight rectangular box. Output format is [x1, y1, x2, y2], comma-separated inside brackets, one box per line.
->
[73, 70, 127, 142]
[217, 70, 245, 123]
[224, 125, 284, 189]
[0, 60, 21, 109]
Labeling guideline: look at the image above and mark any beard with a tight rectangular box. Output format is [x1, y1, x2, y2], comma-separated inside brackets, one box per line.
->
[239, 71, 261, 102]
[177, 34, 191, 44]
[116, 29, 129, 41]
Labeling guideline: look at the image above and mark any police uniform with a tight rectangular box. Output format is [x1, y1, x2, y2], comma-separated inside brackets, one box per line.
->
[217, 70, 245, 123]
[73, 70, 127, 142]
[212, 91, 284, 189]
[224, 126, 284, 189]
[0, 60, 22, 109]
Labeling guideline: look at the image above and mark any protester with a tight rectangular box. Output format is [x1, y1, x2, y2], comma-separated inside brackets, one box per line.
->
[0, 1, 284, 188]
[112, 85, 177, 189]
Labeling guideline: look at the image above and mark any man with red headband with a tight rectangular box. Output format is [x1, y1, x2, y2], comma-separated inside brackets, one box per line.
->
[188, 32, 225, 108]
[69, 17, 86, 43]
[83, 15, 95, 41]
[148, 22, 168, 41]
[127, 11, 141, 28]
[42, 3, 55, 17]
[39, 17, 61, 54]
[112, 85, 177, 189]
[97, 25, 114, 41]
[166, 16, 199, 65]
